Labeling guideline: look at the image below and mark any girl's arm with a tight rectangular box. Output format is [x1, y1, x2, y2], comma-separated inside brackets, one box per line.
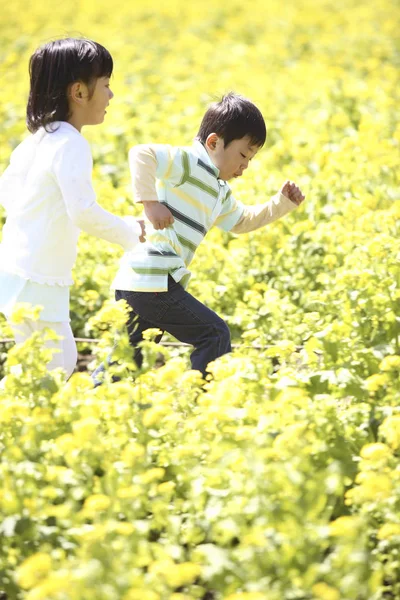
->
[0, 165, 16, 212]
[53, 138, 141, 250]
[0, 134, 42, 212]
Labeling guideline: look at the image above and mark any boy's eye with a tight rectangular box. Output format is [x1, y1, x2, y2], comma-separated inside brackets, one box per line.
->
[240, 153, 246, 158]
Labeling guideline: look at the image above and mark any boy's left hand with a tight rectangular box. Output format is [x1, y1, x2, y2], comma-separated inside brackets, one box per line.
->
[281, 180, 305, 206]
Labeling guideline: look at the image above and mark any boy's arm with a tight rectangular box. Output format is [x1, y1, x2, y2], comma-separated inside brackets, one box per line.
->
[129, 144, 177, 230]
[230, 181, 305, 234]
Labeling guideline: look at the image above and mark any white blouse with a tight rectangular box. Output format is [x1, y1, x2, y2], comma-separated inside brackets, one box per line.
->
[0, 121, 140, 286]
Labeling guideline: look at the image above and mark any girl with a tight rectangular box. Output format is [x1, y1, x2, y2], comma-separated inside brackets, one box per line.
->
[0, 38, 145, 379]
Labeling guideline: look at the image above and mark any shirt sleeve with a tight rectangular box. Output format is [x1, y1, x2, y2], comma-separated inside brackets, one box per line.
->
[230, 192, 297, 234]
[0, 135, 39, 212]
[128, 144, 185, 202]
[0, 164, 15, 212]
[213, 187, 245, 232]
[53, 137, 140, 251]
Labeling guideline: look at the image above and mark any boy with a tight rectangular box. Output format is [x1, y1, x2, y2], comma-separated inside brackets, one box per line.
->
[112, 92, 305, 378]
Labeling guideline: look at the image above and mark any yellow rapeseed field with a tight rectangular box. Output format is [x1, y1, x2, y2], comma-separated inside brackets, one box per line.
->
[0, 0, 399, 598]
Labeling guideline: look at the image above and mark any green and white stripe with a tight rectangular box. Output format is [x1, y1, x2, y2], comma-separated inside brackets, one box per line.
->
[112, 141, 244, 292]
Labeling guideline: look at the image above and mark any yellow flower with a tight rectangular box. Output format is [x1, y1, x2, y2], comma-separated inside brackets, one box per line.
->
[379, 355, 400, 371]
[16, 553, 52, 589]
[72, 417, 100, 442]
[265, 339, 297, 359]
[242, 530, 266, 547]
[156, 359, 186, 384]
[54, 433, 78, 453]
[360, 443, 392, 462]
[139, 468, 165, 484]
[311, 583, 340, 600]
[45, 465, 73, 483]
[380, 416, 400, 450]
[117, 485, 143, 499]
[121, 442, 146, 464]
[158, 481, 176, 495]
[150, 561, 201, 587]
[46, 504, 71, 519]
[143, 405, 170, 427]
[328, 516, 360, 537]
[165, 563, 202, 588]
[25, 574, 71, 600]
[273, 423, 308, 452]
[10, 302, 43, 324]
[112, 522, 135, 536]
[364, 374, 389, 392]
[142, 328, 164, 341]
[123, 590, 160, 600]
[377, 523, 400, 540]
[355, 473, 393, 501]
[224, 594, 268, 600]
[82, 494, 111, 514]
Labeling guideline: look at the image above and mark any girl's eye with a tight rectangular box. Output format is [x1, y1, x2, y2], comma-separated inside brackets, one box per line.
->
[240, 153, 246, 158]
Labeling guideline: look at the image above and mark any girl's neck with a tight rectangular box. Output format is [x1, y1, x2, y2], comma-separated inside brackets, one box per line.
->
[67, 115, 82, 132]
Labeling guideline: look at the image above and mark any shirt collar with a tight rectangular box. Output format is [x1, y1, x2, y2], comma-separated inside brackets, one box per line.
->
[49, 121, 82, 136]
[192, 139, 220, 178]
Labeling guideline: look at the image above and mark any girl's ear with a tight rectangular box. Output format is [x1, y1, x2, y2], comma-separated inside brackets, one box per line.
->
[69, 81, 88, 105]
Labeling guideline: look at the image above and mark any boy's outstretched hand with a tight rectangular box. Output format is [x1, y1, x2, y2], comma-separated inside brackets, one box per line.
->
[143, 201, 175, 230]
[281, 180, 305, 206]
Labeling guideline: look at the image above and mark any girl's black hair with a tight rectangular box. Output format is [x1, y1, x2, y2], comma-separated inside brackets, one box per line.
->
[26, 38, 113, 133]
[196, 92, 267, 148]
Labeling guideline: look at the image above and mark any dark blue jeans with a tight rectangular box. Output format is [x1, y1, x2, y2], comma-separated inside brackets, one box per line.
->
[115, 275, 231, 378]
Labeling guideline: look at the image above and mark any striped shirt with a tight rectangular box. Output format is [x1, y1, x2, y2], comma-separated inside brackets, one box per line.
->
[112, 141, 245, 292]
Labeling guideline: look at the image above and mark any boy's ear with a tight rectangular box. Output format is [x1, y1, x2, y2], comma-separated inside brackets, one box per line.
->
[205, 132, 219, 151]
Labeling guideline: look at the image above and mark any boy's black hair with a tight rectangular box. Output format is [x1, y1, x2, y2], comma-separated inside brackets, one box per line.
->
[196, 92, 267, 148]
[26, 38, 113, 133]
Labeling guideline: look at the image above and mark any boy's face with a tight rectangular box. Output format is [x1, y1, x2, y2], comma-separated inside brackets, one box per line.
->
[205, 134, 260, 181]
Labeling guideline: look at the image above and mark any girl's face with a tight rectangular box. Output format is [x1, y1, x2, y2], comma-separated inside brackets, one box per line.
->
[69, 76, 114, 130]
[85, 76, 114, 125]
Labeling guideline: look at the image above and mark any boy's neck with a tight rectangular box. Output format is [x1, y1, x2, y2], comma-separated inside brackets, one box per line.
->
[199, 140, 219, 171]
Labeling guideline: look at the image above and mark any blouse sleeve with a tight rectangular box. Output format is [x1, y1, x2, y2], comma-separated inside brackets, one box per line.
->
[0, 135, 39, 212]
[53, 137, 140, 250]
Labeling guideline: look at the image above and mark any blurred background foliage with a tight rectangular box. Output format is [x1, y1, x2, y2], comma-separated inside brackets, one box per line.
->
[0, 0, 400, 598]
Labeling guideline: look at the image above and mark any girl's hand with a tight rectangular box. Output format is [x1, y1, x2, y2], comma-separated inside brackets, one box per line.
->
[143, 201, 175, 230]
[138, 219, 146, 243]
[281, 180, 305, 206]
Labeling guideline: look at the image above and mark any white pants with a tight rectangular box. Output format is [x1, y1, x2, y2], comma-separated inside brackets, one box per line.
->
[9, 319, 77, 380]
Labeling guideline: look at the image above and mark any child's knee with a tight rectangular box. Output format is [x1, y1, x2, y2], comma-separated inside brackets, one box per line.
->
[65, 346, 78, 379]
[215, 319, 231, 350]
